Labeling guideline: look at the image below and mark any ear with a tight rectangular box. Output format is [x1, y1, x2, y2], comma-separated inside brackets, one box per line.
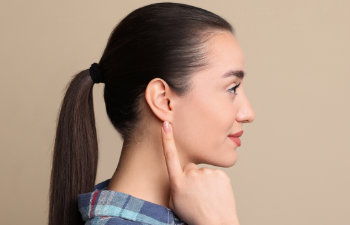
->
[144, 78, 175, 123]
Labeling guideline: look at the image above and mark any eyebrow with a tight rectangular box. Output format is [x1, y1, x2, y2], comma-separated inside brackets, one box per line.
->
[221, 70, 245, 79]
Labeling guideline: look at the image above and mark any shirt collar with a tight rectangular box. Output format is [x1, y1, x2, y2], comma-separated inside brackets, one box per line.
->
[78, 178, 187, 225]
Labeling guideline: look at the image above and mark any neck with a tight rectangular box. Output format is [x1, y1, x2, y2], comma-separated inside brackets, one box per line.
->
[107, 127, 182, 209]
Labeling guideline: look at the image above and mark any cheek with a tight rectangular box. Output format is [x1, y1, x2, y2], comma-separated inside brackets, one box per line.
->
[173, 93, 235, 162]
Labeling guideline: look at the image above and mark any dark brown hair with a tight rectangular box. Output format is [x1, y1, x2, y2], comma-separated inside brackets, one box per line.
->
[49, 2, 233, 225]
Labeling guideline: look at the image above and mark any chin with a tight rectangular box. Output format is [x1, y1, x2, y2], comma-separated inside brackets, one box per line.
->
[203, 154, 238, 168]
[217, 159, 237, 168]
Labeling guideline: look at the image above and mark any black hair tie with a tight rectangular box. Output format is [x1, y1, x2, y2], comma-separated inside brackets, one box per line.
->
[89, 62, 105, 84]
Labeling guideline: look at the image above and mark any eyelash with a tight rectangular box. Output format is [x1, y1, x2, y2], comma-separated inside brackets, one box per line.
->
[228, 82, 241, 96]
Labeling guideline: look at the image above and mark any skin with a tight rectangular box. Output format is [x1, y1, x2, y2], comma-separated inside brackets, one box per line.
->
[107, 30, 255, 210]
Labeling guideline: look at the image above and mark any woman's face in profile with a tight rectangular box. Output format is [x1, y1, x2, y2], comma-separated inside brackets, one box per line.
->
[173, 31, 255, 167]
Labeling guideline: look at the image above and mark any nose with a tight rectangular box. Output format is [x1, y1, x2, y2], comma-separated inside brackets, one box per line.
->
[236, 92, 255, 123]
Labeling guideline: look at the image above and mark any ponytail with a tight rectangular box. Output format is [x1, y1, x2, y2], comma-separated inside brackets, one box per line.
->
[49, 69, 99, 225]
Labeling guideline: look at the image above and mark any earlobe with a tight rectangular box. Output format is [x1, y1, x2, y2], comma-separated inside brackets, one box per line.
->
[144, 78, 174, 122]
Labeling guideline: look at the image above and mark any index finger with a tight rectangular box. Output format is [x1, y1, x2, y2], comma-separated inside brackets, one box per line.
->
[161, 121, 183, 183]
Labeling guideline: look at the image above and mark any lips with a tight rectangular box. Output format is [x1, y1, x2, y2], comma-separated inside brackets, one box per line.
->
[229, 136, 241, 146]
[228, 130, 243, 137]
[228, 130, 243, 146]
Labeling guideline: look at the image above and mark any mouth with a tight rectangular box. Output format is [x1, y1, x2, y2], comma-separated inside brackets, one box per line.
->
[228, 130, 243, 147]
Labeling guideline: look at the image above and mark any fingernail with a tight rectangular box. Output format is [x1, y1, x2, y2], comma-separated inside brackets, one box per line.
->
[163, 121, 171, 133]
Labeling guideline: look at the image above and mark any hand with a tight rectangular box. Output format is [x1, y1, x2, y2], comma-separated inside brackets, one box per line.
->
[161, 121, 240, 225]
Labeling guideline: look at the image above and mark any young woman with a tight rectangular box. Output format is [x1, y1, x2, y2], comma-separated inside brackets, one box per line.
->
[49, 2, 255, 225]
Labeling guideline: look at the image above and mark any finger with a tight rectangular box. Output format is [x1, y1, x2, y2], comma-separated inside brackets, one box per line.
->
[161, 121, 183, 183]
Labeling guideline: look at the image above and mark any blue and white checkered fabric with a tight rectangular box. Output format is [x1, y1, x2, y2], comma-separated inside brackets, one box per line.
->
[78, 179, 187, 225]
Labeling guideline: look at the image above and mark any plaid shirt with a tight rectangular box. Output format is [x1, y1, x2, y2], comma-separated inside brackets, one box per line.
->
[78, 179, 188, 225]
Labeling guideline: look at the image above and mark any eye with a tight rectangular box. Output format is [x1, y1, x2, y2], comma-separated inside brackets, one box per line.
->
[228, 82, 241, 96]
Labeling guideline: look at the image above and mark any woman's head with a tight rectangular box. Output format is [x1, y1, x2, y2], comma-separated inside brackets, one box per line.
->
[99, 3, 254, 166]
[49, 3, 254, 225]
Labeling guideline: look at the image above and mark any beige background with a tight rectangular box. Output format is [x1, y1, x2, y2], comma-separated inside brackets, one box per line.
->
[1, 0, 349, 224]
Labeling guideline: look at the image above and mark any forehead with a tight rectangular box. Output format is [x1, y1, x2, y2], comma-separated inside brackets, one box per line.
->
[206, 31, 245, 70]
